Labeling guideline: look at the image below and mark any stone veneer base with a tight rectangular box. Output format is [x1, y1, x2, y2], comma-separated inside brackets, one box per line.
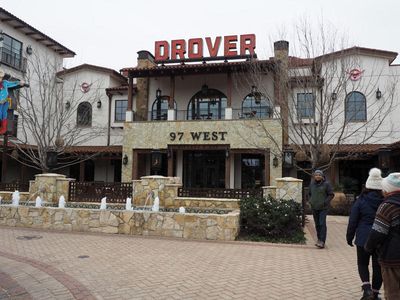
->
[0, 205, 240, 241]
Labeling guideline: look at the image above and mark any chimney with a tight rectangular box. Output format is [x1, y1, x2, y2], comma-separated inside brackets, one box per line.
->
[136, 51, 156, 120]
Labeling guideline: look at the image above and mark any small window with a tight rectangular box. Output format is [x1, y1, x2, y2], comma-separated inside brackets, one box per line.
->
[297, 93, 315, 119]
[345, 91, 366, 122]
[1, 34, 22, 70]
[77, 102, 92, 127]
[115, 100, 128, 122]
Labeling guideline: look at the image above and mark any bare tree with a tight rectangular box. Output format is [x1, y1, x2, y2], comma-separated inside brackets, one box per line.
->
[235, 18, 398, 173]
[9, 53, 107, 172]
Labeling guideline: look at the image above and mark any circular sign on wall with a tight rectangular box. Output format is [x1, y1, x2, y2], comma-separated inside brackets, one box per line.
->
[80, 82, 92, 93]
[348, 69, 364, 81]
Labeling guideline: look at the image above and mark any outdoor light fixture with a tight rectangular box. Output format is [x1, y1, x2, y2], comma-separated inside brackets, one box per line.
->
[251, 85, 262, 104]
[376, 88, 382, 100]
[97, 100, 102, 108]
[46, 150, 58, 170]
[201, 84, 209, 95]
[283, 148, 294, 168]
[251, 85, 257, 94]
[156, 88, 162, 99]
[378, 146, 391, 174]
[331, 92, 337, 101]
[26, 45, 33, 55]
[122, 154, 128, 165]
[272, 155, 279, 168]
[65, 101, 71, 110]
[225, 149, 230, 158]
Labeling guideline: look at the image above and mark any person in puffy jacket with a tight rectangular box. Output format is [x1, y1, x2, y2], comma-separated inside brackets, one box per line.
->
[308, 169, 334, 249]
[365, 172, 400, 300]
[347, 168, 383, 300]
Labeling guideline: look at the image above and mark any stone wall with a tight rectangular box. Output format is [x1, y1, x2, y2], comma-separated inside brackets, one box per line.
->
[165, 197, 239, 210]
[0, 192, 30, 202]
[0, 206, 240, 241]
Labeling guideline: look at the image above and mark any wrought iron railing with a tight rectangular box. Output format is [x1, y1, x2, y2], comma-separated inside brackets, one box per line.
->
[69, 181, 133, 203]
[178, 187, 262, 199]
[0, 182, 29, 192]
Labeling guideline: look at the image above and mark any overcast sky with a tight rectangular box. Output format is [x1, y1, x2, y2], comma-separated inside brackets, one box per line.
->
[2, 0, 400, 70]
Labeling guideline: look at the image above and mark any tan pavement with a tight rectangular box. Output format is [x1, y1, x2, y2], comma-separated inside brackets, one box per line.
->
[0, 216, 380, 299]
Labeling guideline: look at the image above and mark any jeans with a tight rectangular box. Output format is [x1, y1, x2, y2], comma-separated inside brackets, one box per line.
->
[356, 246, 382, 290]
[312, 209, 328, 243]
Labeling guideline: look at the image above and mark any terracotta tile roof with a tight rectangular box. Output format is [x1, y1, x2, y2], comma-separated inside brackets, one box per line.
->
[290, 143, 385, 154]
[0, 7, 75, 57]
[288, 56, 314, 67]
[64, 145, 122, 154]
[106, 85, 137, 94]
[56, 64, 127, 83]
[316, 46, 398, 64]
[121, 60, 275, 77]
[5, 143, 122, 154]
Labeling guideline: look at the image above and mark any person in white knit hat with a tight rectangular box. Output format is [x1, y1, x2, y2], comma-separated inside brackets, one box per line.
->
[347, 168, 383, 299]
[366, 172, 400, 300]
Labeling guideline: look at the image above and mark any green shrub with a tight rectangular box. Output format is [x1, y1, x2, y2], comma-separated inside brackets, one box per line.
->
[240, 195, 304, 242]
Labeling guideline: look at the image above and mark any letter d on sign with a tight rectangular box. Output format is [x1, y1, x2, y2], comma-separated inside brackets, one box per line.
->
[155, 41, 169, 61]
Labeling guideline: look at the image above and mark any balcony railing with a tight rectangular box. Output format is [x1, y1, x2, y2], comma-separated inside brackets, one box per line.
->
[132, 108, 274, 122]
[178, 187, 262, 199]
[0, 48, 27, 72]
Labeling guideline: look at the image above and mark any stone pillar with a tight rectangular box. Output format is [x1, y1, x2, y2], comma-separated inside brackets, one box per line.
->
[262, 186, 277, 199]
[132, 176, 182, 207]
[29, 173, 72, 203]
[56, 177, 76, 202]
[275, 177, 303, 203]
[136, 51, 156, 120]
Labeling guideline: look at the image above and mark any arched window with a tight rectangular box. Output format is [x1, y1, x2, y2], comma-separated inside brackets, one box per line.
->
[242, 93, 273, 118]
[151, 96, 176, 120]
[345, 91, 366, 122]
[187, 86, 227, 120]
[77, 102, 92, 126]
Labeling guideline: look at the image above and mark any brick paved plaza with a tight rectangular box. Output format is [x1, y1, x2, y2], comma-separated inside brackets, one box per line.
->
[0, 216, 381, 299]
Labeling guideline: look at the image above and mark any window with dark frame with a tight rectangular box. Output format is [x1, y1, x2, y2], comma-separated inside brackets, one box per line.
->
[1, 34, 22, 70]
[77, 102, 92, 127]
[187, 88, 227, 120]
[115, 100, 128, 122]
[242, 93, 273, 118]
[297, 93, 315, 119]
[345, 91, 367, 122]
[151, 97, 175, 121]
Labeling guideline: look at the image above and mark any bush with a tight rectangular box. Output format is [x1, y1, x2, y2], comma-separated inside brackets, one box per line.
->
[239, 195, 304, 243]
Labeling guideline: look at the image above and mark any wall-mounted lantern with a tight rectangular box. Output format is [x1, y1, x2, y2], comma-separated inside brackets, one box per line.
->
[156, 88, 162, 99]
[283, 148, 294, 168]
[122, 154, 128, 165]
[376, 88, 382, 100]
[97, 100, 102, 108]
[272, 155, 279, 168]
[378, 146, 391, 174]
[65, 101, 71, 110]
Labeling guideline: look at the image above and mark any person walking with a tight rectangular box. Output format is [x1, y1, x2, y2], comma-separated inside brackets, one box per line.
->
[308, 169, 334, 248]
[365, 172, 400, 300]
[346, 168, 383, 300]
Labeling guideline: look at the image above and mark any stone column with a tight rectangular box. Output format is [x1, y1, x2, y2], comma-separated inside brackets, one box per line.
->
[29, 173, 69, 203]
[136, 50, 156, 120]
[262, 186, 277, 199]
[275, 177, 303, 203]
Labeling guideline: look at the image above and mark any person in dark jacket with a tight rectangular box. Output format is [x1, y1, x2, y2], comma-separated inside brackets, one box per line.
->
[365, 172, 400, 300]
[346, 168, 383, 300]
[308, 169, 334, 248]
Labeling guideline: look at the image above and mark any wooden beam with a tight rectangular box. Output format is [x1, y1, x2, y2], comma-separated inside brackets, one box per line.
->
[264, 150, 270, 186]
[225, 150, 231, 188]
[169, 76, 175, 109]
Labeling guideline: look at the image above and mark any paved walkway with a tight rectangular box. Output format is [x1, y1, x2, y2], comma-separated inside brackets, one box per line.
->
[0, 216, 380, 299]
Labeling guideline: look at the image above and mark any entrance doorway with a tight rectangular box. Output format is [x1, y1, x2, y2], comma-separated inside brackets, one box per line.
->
[183, 150, 225, 188]
[241, 154, 265, 188]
